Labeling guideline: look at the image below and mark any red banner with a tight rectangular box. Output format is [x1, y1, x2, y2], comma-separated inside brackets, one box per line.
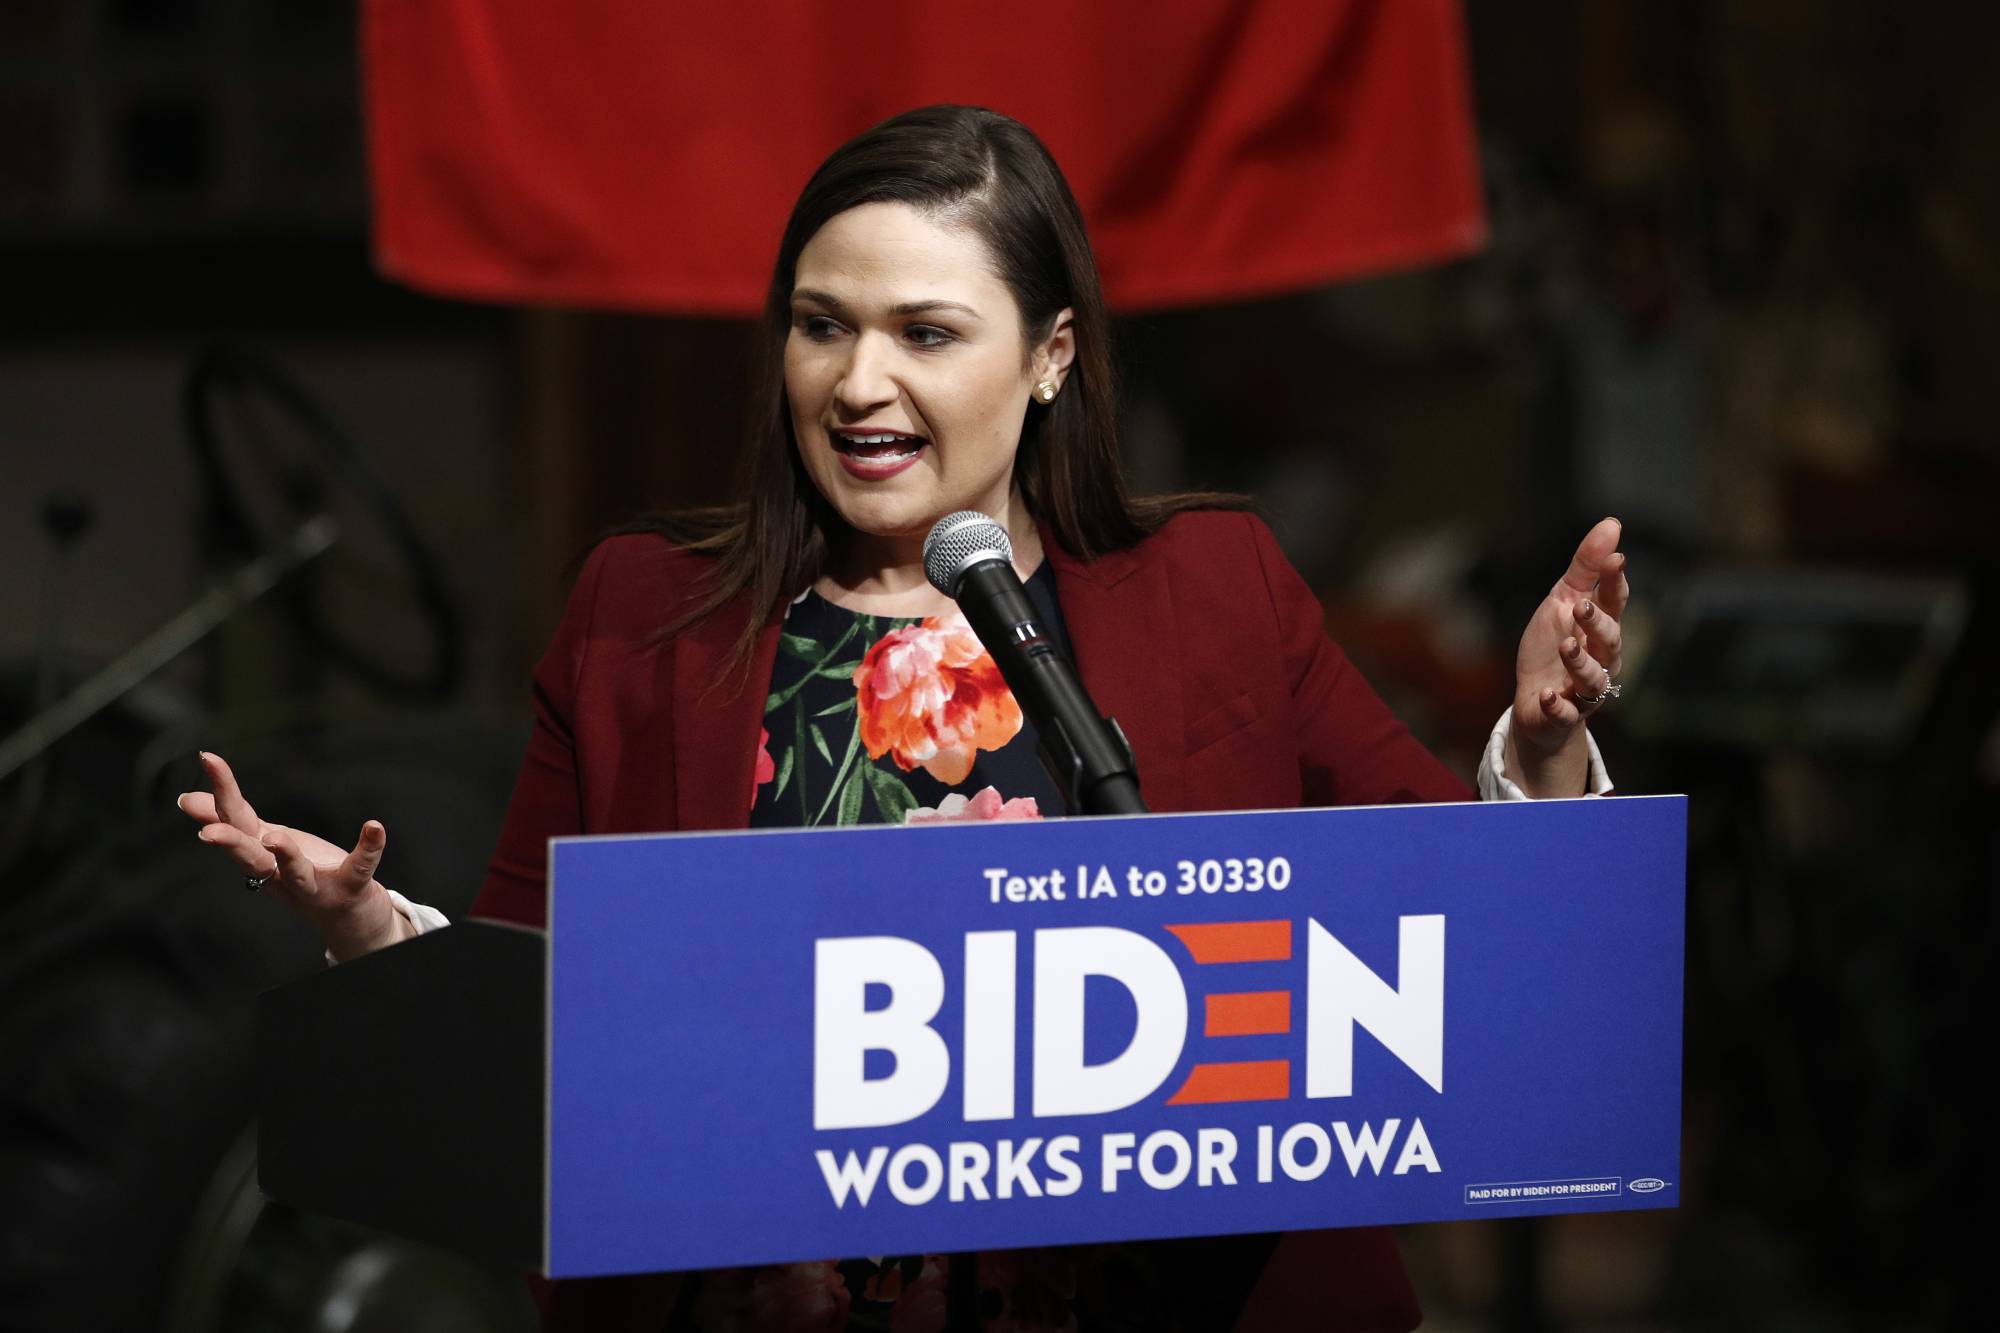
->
[362, 0, 1484, 314]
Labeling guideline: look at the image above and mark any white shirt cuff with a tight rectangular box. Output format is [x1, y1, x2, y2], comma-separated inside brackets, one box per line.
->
[323, 889, 450, 965]
[1478, 706, 1614, 801]
[388, 888, 451, 934]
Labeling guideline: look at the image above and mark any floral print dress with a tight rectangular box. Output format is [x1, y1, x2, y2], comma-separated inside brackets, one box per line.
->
[695, 568, 1229, 1333]
[748, 564, 1068, 831]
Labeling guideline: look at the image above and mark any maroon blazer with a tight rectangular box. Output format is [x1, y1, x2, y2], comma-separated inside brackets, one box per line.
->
[474, 510, 1470, 1332]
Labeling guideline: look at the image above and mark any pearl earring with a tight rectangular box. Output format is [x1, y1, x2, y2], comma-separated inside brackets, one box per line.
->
[1034, 380, 1058, 403]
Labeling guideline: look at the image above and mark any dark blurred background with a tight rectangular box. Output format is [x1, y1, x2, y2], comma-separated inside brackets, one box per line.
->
[3, 1, 1994, 1330]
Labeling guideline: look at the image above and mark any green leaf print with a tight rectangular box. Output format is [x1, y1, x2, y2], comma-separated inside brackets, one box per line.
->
[816, 659, 863, 680]
[813, 696, 857, 717]
[771, 744, 794, 802]
[766, 619, 863, 714]
[809, 723, 833, 766]
[862, 765, 917, 824]
[812, 721, 863, 825]
[777, 631, 820, 660]
[794, 694, 809, 817]
[836, 766, 864, 825]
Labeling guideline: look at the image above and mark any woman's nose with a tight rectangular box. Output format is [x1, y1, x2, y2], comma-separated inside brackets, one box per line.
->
[833, 332, 898, 413]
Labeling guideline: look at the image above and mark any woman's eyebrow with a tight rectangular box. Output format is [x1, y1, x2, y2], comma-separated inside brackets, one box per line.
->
[790, 288, 982, 321]
[790, 287, 844, 310]
[889, 299, 983, 321]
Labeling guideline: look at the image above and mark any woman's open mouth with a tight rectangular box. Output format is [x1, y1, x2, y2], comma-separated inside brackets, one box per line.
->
[832, 429, 928, 479]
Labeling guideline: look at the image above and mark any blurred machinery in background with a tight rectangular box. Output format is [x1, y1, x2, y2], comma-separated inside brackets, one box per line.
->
[0, 347, 537, 1331]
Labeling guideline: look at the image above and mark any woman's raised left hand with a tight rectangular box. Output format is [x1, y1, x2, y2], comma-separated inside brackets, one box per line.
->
[1506, 517, 1629, 798]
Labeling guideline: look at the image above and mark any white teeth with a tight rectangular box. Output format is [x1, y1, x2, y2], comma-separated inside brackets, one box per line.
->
[836, 432, 916, 445]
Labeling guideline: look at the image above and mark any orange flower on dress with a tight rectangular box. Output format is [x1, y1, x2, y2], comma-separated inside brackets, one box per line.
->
[855, 613, 1022, 785]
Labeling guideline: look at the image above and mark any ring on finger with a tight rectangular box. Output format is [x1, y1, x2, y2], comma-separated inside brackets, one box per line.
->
[1575, 667, 1622, 707]
[244, 873, 272, 893]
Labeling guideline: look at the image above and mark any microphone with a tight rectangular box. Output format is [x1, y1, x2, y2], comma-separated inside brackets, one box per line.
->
[923, 512, 1146, 816]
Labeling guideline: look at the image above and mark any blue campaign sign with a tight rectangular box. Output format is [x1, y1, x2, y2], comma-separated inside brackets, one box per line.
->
[545, 796, 1685, 1278]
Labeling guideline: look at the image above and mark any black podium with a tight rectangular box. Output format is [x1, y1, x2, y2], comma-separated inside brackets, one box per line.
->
[257, 921, 547, 1270]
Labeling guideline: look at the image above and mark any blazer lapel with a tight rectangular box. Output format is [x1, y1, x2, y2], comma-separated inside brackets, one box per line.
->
[1043, 530, 1188, 813]
[673, 591, 784, 832]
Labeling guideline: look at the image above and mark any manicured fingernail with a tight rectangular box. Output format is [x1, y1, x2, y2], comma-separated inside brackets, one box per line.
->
[1578, 600, 1594, 620]
[1563, 637, 1579, 657]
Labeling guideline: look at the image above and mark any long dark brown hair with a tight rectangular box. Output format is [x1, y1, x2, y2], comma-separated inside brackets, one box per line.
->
[654, 104, 1240, 662]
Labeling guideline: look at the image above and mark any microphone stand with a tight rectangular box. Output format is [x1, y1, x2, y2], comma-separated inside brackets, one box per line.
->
[949, 560, 1147, 818]
[936, 529, 1149, 1331]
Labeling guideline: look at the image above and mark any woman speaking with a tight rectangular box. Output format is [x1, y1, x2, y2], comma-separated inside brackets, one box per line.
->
[179, 106, 1626, 1331]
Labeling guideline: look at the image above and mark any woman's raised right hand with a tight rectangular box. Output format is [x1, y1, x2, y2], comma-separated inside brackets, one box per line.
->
[178, 751, 411, 961]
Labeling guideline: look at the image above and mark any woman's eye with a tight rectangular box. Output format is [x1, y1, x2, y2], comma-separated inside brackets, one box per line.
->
[797, 315, 843, 341]
[905, 325, 955, 349]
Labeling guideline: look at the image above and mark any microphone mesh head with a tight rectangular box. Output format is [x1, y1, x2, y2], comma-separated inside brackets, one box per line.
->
[923, 511, 1012, 597]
